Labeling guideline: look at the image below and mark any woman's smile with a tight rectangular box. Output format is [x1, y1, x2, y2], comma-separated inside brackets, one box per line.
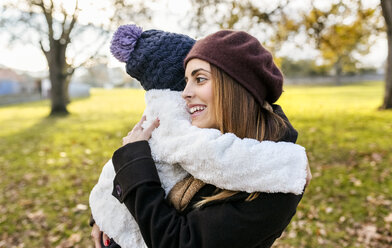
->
[188, 104, 207, 119]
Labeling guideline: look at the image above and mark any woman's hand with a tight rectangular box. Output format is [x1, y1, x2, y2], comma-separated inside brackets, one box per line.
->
[91, 224, 111, 247]
[122, 116, 160, 146]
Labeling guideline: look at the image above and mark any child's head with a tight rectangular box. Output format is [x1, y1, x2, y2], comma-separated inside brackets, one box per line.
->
[111, 25, 195, 91]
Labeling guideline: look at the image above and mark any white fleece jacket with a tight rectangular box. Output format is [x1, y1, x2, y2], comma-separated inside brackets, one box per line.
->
[89, 89, 308, 248]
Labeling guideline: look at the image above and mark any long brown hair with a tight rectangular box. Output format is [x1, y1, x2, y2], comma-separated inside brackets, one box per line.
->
[195, 64, 288, 207]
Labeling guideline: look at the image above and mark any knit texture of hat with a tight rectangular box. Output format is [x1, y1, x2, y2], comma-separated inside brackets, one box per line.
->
[184, 30, 283, 104]
[111, 25, 195, 91]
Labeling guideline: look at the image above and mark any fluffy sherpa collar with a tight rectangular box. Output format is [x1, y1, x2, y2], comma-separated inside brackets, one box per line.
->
[89, 89, 308, 248]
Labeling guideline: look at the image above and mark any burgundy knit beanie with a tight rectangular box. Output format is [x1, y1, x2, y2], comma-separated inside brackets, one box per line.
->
[184, 30, 283, 104]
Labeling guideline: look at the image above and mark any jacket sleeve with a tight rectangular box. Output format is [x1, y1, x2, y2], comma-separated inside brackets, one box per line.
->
[112, 141, 302, 248]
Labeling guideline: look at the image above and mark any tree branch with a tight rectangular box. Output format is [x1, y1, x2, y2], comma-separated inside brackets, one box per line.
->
[62, 0, 79, 43]
[39, 39, 49, 57]
[32, 0, 54, 41]
[60, 3, 68, 35]
[72, 33, 109, 71]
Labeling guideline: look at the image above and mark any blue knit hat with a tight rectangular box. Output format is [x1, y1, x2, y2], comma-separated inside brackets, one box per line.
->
[110, 25, 195, 91]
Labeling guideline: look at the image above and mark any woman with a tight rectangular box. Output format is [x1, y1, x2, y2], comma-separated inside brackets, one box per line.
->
[91, 28, 310, 248]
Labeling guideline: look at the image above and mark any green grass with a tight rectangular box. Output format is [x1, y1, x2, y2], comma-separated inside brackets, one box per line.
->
[0, 83, 391, 247]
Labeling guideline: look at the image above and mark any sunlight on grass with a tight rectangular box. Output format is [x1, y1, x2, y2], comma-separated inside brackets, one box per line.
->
[0, 83, 391, 247]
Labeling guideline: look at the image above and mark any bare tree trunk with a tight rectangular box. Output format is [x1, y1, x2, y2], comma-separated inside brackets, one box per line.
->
[383, 35, 392, 109]
[381, 0, 392, 109]
[334, 57, 342, 85]
[49, 66, 69, 115]
[47, 40, 70, 116]
[64, 77, 71, 105]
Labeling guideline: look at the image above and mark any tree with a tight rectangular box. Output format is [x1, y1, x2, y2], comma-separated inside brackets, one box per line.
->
[187, 0, 289, 51]
[280, 57, 331, 77]
[187, 0, 383, 85]
[0, 0, 151, 115]
[298, 1, 382, 85]
[381, 0, 392, 109]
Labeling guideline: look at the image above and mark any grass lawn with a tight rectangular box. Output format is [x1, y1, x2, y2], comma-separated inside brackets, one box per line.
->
[0, 82, 391, 247]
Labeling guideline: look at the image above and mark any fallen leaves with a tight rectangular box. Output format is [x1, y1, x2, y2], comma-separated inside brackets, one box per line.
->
[325, 207, 333, 214]
[366, 195, 391, 207]
[27, 210, 46, 225]
[56, 233, 82, 248]
[349, 176, 362, 187]
[384, 213, 392, 223]
[357, 224, 380, 245]
[1, 87, 391, 248]
[371, 152, 383, 163]
[74, 203, 88, 212]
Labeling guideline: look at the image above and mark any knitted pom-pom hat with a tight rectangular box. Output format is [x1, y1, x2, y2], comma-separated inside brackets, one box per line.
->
[111, 25, 195, 91]
[184, 30, 283, 104]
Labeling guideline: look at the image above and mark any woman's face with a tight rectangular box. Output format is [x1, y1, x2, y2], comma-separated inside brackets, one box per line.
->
[182, 59, 218, 129]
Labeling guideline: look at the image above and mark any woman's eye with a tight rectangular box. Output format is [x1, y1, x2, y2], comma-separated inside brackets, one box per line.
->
[196, 77, 207, 83]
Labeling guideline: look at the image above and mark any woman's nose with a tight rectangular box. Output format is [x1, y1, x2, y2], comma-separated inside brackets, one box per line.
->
[182, 83, 194, 99]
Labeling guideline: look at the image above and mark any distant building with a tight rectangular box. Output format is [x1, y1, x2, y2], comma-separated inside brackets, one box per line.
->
[76, 64, 142, 89]
[41, 78, 51, 98]
[0, 79, 21, 95]
[0, 68, 37, 95]
[0, 67, 90, 105]
[69, 81, 91, 98]
[41, 78, 90, 99]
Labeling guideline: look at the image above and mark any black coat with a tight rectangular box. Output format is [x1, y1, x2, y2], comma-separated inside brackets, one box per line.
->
[110, 106, 304, 248]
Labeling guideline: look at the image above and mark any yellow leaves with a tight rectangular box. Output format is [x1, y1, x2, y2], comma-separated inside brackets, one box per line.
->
[305, 8, 325, 27]
[273, 57, 283, 68]
[299, 0, 380, 72]
[285, 19, 298, 31]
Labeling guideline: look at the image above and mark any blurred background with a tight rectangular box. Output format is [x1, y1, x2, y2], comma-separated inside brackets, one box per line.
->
[0, 0, 391, 247]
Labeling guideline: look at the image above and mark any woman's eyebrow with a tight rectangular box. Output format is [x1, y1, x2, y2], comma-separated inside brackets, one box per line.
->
[191, 68, 211, 76]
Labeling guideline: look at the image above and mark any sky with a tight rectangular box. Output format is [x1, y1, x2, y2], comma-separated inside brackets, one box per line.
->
[0, 0, 387, 74]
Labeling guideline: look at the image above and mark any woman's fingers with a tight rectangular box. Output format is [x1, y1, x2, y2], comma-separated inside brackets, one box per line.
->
[123, 117, 159, 146]
[144, 118, 160, 139]
[134, 115, 146, 129]
[102, 233, 110, 246]
[127, 115, 146, 135]
[91, 224, 102, 248]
